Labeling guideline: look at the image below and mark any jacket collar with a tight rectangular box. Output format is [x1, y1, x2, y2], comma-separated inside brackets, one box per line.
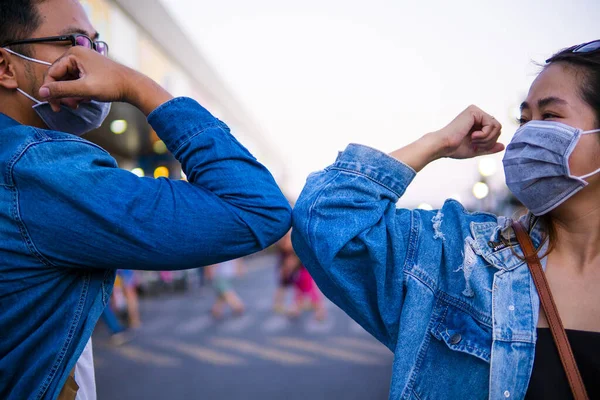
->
[470, 213, 545, 271]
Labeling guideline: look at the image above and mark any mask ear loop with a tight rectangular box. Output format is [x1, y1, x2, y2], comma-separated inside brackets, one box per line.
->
[580, 167, 600, 180]
[16, 88, 44, 106]
[578, 129, 600, 180]
[3, 48, 52, 66]
[2, 48, 52, 106]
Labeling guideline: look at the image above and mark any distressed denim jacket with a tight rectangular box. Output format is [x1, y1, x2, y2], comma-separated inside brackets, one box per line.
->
[0, 98, 291, 400]
[292, 144, 545, 400]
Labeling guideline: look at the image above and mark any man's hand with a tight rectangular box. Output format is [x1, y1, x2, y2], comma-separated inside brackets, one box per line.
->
[39, 46, 173, 115]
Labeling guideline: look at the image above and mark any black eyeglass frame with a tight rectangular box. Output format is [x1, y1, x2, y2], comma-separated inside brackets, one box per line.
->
[1, 34, 109, 56]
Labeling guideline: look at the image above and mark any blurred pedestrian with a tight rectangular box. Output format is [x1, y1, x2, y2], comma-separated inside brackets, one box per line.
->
[117, 270, 141, 329]
[292, 41, 600, 399]
[99, 305, 130, 346]
[280, 231, 326, 321]
[0, 1, 290, 398]
[273, 230, 297, 313]
[207, 259, 246, 319]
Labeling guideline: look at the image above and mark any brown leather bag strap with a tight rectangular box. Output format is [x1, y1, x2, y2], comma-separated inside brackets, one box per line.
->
[57, 367, 79, 400]
[512, 221, 589, 400]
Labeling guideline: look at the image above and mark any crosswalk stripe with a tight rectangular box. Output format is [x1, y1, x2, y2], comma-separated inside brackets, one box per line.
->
[150, 297, 182, 313]
[254, 297, 273, 311]
[175, 315, 213, 335]
[211, 338, 314, 365]
[153, 340, 245, 366]
[109, 345, 181, 367]
[330, 337, 391, 355]
[142, 317, 178, 334]
[272, 337, 384, 365]
[219, 314, 255, 333]
[262, 315, 291, 333]
[304, 316, 334, 334]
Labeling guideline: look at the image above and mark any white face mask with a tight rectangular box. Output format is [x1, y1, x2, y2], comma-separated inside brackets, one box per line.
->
[4, 48, 111, 136]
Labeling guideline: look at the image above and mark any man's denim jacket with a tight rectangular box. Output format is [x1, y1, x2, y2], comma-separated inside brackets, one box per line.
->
[0, 98, 291, 400]
[292, 144, 545, 400]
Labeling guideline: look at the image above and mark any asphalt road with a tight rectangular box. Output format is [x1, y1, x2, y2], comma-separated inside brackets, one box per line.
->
[93, 253, 394, 400]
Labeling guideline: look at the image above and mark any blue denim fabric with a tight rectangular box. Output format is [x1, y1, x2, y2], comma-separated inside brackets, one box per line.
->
[292, 144, 545, 400]
[0, 97, 291, 399]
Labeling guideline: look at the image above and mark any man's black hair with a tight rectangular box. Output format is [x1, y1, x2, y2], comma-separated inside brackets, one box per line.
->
[0, 0, 44, 57]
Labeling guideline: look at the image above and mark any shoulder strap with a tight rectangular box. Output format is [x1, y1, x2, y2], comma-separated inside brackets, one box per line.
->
[512, 221, 589, 400]
[57, 367, 79, 400]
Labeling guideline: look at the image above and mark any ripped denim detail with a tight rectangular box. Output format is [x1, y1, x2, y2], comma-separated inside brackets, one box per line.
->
[432, 211, 445, 241]
[454, 238, 478, 297]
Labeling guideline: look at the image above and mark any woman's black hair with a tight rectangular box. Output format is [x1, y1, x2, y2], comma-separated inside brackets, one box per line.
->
[546, 41, 600, 128]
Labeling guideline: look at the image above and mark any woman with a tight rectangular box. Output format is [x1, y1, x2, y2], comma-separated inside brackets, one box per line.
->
[292, 40, 600, 399]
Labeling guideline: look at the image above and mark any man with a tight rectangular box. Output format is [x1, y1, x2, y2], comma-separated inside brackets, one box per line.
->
[0, 1, 291, 399]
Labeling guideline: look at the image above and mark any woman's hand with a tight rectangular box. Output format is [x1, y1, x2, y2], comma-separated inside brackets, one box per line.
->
[389, 105, 504, 172]
[435, 105, 504, 159]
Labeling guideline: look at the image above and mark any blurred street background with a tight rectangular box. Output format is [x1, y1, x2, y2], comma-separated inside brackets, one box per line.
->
[93, 253, 392, 400]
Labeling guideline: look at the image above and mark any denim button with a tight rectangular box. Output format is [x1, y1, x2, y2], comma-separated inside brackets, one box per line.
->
[504, 390, 511, 398]
[449, 333, 462, 345]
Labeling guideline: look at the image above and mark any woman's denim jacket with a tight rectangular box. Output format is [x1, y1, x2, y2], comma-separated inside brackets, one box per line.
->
[292, 144, 545, 400]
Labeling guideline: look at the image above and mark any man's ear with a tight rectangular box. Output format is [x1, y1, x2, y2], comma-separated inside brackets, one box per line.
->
[0, 49, 19, 90]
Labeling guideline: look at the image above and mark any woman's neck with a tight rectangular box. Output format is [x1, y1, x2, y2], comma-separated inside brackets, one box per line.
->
[549, 192, 600, 270]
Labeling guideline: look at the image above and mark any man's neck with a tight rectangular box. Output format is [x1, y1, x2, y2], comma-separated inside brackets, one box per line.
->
[0, 100, 46, 128]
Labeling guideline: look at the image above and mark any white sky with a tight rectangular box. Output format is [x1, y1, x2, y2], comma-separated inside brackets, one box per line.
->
[160, 0, 599, 207]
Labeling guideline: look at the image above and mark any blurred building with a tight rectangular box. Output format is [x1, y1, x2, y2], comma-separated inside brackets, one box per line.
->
[80, 0, 286, 183]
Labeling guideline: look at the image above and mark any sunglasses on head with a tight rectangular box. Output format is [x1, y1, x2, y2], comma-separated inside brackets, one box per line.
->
[571, 39, 600, 53]
[545, 39, 599, 63]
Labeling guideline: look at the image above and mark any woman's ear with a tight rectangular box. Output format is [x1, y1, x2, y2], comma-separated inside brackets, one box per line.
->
[0, 49, 19, 90]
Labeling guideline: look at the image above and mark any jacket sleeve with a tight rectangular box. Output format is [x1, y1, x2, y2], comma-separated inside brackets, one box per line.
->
[13, 97, 291, 270]
[292, 144, 417, 350]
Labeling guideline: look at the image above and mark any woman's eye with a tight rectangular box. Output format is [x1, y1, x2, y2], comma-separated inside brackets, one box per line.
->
[542, 113, 559, 120]
[516, 117, 529, 126]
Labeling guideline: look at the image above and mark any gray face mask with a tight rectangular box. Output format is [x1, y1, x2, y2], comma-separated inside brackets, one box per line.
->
[4, 48, 111, 136]
[502, 120, 600, 216]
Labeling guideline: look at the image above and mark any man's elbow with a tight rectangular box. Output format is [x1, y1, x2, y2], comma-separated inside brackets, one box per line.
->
[270, 202, 293, 245]
[255, 201, 292, 250]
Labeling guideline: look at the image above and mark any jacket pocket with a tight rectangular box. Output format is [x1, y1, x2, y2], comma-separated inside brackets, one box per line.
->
[430, 299, 492, 363]
[410, 298, 492, 400]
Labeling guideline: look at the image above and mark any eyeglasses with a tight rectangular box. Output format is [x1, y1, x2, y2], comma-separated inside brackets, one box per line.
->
[571, 39, 600, 54]
[1, 34, 109, 56]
